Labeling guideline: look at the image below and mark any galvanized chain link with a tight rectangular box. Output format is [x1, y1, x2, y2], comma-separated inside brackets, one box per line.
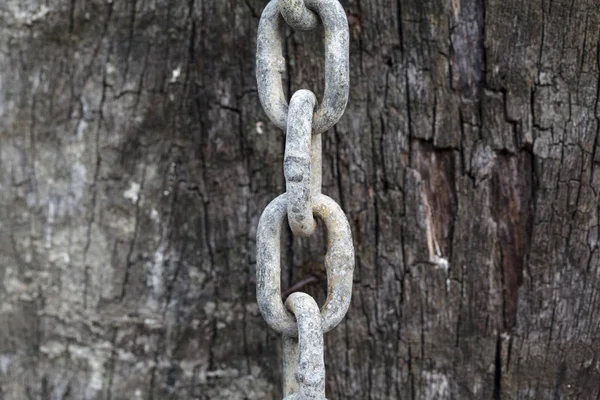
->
[256, 193, 353, 336]
[279, 0, 319, 31]
[255, 0, 352, 399]
[282, 293, 326, 399]
[256, 0, 350, 134]
[284, 89, 320, 237]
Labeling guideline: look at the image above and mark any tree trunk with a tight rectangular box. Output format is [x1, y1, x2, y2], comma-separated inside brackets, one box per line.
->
[1, 0, 599, 399]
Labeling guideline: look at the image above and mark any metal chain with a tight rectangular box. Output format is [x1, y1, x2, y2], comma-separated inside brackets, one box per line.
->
[255, 0, 353, 399]
[283, 293, 325, 399]
[284, 89, 320, 237]
[256, 0, 350, 134]
[279, 0, 319, 31]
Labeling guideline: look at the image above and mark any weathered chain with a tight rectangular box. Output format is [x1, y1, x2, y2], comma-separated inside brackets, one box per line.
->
[256, 0, 350, 134]
[284, 90, 320, 237]
[283, 293, 325, 399]
[255, 1, 353, 399]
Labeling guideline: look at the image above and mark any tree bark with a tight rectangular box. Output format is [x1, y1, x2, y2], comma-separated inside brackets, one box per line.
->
[0, 0, 599, 399]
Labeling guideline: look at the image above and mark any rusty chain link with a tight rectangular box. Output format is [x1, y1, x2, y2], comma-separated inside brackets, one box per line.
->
[255, 0, 352, 398]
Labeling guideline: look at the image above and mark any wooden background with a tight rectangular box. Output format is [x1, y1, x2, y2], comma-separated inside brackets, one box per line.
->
[0, 0, 599, 398]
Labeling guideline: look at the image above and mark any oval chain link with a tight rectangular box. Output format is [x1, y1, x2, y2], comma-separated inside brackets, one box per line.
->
[256, 0, 349, 134]
[279, 0, 319, 30]
[284, 89, 320, 237]
[256, 193, 354, 336]
[282, 293, 326, 400]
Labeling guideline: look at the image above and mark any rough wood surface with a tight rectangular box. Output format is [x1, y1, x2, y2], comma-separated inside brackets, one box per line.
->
[0, 0, 599, 399]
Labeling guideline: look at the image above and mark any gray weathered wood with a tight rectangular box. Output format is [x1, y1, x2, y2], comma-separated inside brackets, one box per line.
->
[0, 0, 599, 399]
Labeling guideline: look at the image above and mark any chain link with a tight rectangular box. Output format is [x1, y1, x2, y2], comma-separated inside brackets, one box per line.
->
[284, 89, 320, 237]
[256, 0, 349, 134]
[282, 293, 326, 399]
[279, 0, 319, 31]
[256, 193, 354, 336]
[255, 0, 352, 398]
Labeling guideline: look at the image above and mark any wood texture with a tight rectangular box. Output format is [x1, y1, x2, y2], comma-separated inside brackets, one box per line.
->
[0, 0, 599, 398]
